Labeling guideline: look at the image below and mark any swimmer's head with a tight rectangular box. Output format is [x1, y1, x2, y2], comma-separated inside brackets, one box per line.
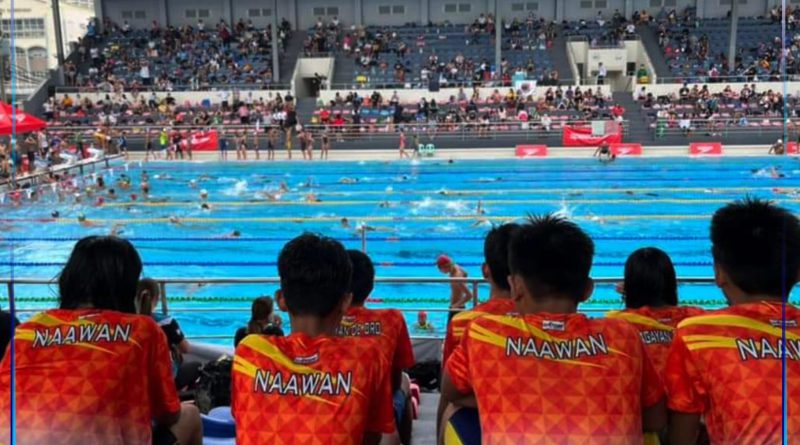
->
[77, 213, 86, 222]
[200, 189, 208, 199]
[231, 230, 241, 237]
[96, 197, 105, 206]
[169, 215, 179, 223]
[436, 254, 453, 272]
[417, 310, 428, 324]
[51, 211, 60, 218]
[201, 203, 210, 210]
[130, 193, 138, 201]
[109, 189, 116, 196]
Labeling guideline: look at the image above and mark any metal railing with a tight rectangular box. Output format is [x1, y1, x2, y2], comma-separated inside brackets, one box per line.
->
[3, 276, 719, 341]
[654, 74, 800, 85]
[652, 117, 790, 139]
[54, 83, 293, 94]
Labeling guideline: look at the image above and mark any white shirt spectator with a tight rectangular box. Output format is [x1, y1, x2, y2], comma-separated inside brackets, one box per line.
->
[122, 21, 130, 32]
[90, 47, 99, 60]
[140, 64, 150, 80]
[332, 16, 339, 27]
[541, 114, 552, 131]
[198, 19, 205, 31]
[626, 24, 635, 34]
[679, 117, 691, 130]
[598, 65, 608, 78]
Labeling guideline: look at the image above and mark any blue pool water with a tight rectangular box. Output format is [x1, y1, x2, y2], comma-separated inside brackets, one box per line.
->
[2, 157, 799, 344]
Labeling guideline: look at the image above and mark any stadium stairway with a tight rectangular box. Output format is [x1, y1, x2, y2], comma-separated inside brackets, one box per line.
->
[332, 54, 356, 88]
[613, 92, 653, 144]
[637, 25, 672, 81]
[280, 30, 307, 82]
[551, 32, 575, 83]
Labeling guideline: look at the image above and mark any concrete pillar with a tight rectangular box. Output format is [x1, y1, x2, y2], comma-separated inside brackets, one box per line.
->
[271, 0, 280, 82]
[728, 0, 738, 71]
[555, 0, 564, 23]
[354, 0, 362, 26]
[159, 0, 168, 27]
[95, 0, 105, 31]
[288, 0, 297, 31]
[494, 0, 501, 76]
[222, 0, 232, 26]
[695, 0, 705, 19]
[421, 0, 429, 25]
[51, 0, 65, 65]
[624, 0, 633, 19]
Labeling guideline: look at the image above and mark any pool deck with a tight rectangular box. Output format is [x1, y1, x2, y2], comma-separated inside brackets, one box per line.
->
[124, 145, 779, 162]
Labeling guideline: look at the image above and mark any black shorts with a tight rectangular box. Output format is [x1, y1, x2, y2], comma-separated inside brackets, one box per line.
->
[152, 424, 178, 445]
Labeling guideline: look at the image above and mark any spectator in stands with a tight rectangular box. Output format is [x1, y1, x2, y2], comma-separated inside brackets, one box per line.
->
[232, 234, 395, 445]
[338, 250, 415, 444]
[0, 236, 202, 445]
[412, 310, 435, 333]
[440, 215, 667, 444]
[666, 198, 800, 444]
[636, 64, 649, 83]
[234, 296, 284, 347]
[606, 248, 703, 376]
[0, 308, 17, 360]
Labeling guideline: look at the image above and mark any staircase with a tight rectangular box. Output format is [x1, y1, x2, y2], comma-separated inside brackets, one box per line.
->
[636, 25, 672, 80]
[332, 54, 356, 88]
[550, 32, 576, 83]
[296, 97, 319, 124]
[279, 31, 307, 82]
[613, 92, 653, 144]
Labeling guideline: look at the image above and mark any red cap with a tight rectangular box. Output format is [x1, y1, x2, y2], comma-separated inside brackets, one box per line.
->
[436, 254, 452, 268]
[418, 310, 428, 317]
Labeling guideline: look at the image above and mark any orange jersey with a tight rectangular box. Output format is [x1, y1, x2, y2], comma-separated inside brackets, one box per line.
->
[606, 306, 704, 377]
[232, 332, 395, 445]
[0, 309, 180, 445]
[442, 298, 516, 365]
[665, 302, 800, 445]
[446, 313, 664, 445]
[337, 306, 415, 372]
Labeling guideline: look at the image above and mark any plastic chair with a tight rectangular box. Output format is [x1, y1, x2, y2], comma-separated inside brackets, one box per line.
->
[201, 406, 235, 445]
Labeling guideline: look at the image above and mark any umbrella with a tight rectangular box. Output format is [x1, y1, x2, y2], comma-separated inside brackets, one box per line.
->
[0, 102, 46, 135]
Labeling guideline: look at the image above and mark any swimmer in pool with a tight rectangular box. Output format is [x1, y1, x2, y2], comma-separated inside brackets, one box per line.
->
[117, 175, 131, 191]
[594, 143, 616, 163]
[378, 201, 393, 208]
[140, 180, 150, 197]
[223, 230, 241, 238]
[51, 211, 60, 218]
[339, 177, 358, 184]
[279, 181, 289, 193]
[77, 213, 101, 227]
[200, 203, 211, 210]
[168, 215, 182, 225]
[305, 193, 320, 203]
[476, 200, 486, 216]
[189, 179, 198, 189]
[200, 189, 209, 200]
[110, 223, 125, 236]
[340, 217, 350, 229]
[108, 189, 118, 200]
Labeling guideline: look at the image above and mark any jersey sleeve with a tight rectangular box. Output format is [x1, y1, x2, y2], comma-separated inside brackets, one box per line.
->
[392, 312, 415, 370]
[444, 323, 473, 395]
[638, 336, 665, 408]
[147, 320, 181, 420]
[366, 353, 397, 435]
[664, 330, 707, 414]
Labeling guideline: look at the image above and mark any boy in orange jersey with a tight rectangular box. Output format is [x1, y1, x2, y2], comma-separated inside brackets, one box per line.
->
[232, 233, 395, 445]
[0, 236, 202, 445]
[440, 215, 666, 445]
[337, 250, 416, 444]
[442, 223, 520, 366]
[606, 247, 703, 377]
[666, 198, 800, 445]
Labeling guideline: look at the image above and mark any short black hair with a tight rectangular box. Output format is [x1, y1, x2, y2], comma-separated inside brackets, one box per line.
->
[59, 236, 142, 313]
[623, 247, 678, 309]
[508, 215, 594, 302]
[484, 223, 520, 291]
[348, 250, 375, 305]
[711, 198, 800, 299]
[277, 233, 352, 316]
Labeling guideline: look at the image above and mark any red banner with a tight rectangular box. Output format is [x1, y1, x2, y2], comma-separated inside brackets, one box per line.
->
[180, 130, 219, 151]
[689, 142, 723, 156]
[610, 143, 643, 156]
[788, 142, 799, 155]
[562, 126, 622, 147]
[515, 144, 548, 158]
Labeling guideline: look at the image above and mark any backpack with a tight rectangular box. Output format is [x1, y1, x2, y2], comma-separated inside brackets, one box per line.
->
[406, 360, 441, 392]
[194, 355, 233, 413]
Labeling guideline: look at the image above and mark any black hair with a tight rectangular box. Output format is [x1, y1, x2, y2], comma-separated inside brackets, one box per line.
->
[248, 296, 275, 334]
[508, 215, 594, 302]
[711, 197, 800, 299]
[277, 233, 352, 316]
[623, 247, 678, 309]
[59, 236, 142, 313]
[484, 223, 520, 291]
[136, 278, 159, 316]
[348, 250, 375, 305]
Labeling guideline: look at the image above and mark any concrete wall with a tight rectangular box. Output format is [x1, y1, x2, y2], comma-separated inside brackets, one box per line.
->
[55, 90, 292, 105]
[638, 81, 799, 98]
[697, 0, 768, 19]
[428, 0, 488, 24]
[296, 0, 356, 29]
[318, 85, 612, 104]
[362, 0, 422, 26]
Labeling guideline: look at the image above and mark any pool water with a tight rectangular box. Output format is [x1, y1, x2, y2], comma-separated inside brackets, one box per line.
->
[2, 157, 799, 344]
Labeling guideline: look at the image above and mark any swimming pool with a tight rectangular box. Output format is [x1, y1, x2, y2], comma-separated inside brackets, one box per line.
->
[2, 157, 799, 344]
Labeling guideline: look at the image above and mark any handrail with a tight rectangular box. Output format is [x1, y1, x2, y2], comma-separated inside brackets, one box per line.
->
[655, 74, 800, 85]
[54, 83, 294, 94]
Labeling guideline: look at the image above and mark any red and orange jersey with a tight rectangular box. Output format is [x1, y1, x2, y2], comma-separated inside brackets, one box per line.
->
[442, 298, 516, 366]
[665, 302, 800, 445]
[232, 332, 395, 445]
[446, 312, 664, 445]
[337, 306, 415, 373]
[0, 309, 180, 445]
[606, 305, 704, 377]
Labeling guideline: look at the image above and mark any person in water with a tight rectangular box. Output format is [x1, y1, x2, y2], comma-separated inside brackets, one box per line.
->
[594, 143, 616, 162]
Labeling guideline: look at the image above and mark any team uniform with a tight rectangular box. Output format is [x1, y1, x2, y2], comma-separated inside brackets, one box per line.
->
[232, 333, 395, 445]
[337, 306, 416, 423]
[446, 313, 664, 445]
[606, 305, 703, 377]
[442, 298, 516, 366]
[665, 302, 800, 444]
[0, 309, 180, 445]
